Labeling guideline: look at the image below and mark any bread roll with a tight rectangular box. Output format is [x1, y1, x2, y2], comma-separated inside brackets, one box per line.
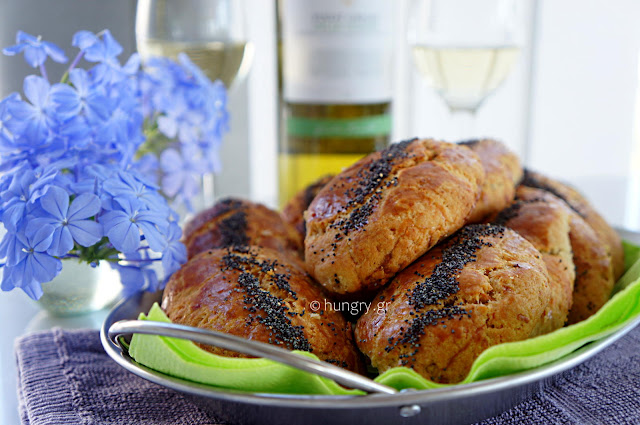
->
[565, 206, 615, 324]
[281, 174, 334, 241]
[184, 198, 302, 258]
[521, 170, 623, 280]
[162, 245, 364, 373]
[355, 224, 552, 384]
[493, 187, 575, 332]
[305, 139, 484, 296]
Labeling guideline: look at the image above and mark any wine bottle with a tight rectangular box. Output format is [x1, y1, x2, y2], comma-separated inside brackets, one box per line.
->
[277, 0, 394, 205]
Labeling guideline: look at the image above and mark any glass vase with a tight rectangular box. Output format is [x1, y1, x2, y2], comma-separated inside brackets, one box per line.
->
[36, 260, 122, 317]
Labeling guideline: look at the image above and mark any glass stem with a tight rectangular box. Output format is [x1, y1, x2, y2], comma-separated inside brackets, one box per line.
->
[450, 109, 476, 142]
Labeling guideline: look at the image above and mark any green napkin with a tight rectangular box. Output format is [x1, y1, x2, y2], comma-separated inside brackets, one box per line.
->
[128, 241, 640, 395]
[128, 304, 362, 395]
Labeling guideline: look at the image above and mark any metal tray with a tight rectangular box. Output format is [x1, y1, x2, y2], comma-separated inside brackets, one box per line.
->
[101, 228, 640, 425]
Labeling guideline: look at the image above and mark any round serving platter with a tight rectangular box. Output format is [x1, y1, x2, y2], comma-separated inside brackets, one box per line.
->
[100, 228, 640, 425]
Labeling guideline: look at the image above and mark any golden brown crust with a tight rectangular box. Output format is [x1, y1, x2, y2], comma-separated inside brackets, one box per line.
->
[304, 139, 485, 296]
[493, 187, 575, 332]
[565, 209, 615, 324]
[355, 224, 552, 384]
[162, 246, 364, 373]
[459, 139, 523, 223]
[508, 186, 614, 324]
[281, 175, 334, 241]
[183, 198, 303, 259]
[522, 170, 624, 280]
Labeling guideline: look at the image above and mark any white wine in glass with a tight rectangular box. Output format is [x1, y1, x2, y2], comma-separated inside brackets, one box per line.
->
[408, 0, 524, 138]
[136, 0, 253, 88]
[411, 45, 520, 112]
[137, 40, 253, 88]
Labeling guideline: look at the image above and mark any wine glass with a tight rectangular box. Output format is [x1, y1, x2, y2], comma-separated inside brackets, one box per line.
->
[136, 0, 253, 213]
[408, 0, 524, 138]
[135, 0, 253, 89]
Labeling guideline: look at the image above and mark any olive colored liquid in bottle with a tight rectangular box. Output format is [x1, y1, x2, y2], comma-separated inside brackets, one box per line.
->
[277, 0, 394, 205]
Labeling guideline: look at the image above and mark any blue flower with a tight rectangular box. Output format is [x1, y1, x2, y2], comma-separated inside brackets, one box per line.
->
[81, 163, 116, 184]
[160, 146, 207, 200]
[0, 29, 225, 300]
[132, 153, 159, 181]
[1, 177, 32, 232]
[0, 231, 24, 267]
[0, 93, 20, 151]
[207, 80, 230, 138]
[200, 140, 223, 174]
[2, 31, 67, 68]
[162, 222, 186, 277]
[76, 29, 122, 64]
[73, 30, 140, 84]
[178, 53, 211, 88]
[1, 165, 58, 232]
[113, 260, 159, 296]
[8, 76, 56, 144]
[112, 264, 146, 296]
[100, 197, 168, 254]
[1, 223, 62, 300]
[58, 115, 92, 149]
[156, 96, 190, 140]
[138, 52, 229, 208]
[102, 170, 165, 210]
[50, 69, 109, 122]
[71, 31, 99, 51]
[30, 186, 103, 256]
[94, 87, 144, 154]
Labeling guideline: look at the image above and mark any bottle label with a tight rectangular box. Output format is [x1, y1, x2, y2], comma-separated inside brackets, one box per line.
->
[287, 114, 391, 138]
[281, 0, 393, 104]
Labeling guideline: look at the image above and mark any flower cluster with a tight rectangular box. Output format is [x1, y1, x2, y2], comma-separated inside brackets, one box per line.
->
[0, 30, 228, 299]
[140, 55, 229, 209]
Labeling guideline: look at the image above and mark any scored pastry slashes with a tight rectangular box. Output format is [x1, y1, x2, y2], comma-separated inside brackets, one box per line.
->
[355, 224, 553, 384]
[162, 245, 364, 373]
[304, 139, 485, 296]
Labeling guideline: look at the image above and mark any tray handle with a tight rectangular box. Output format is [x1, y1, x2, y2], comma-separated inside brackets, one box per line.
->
[109, 319, 398, 395]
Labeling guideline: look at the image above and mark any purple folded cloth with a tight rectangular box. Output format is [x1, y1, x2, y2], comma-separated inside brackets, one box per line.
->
[15, 326, 640, 425]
